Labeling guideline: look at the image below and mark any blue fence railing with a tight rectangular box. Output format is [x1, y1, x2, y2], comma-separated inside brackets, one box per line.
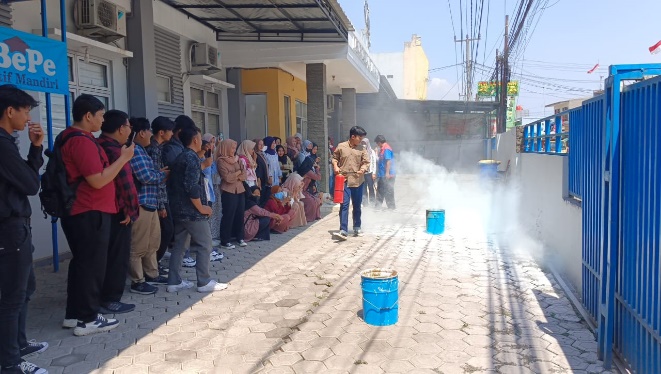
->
[614, 74, 661, 373]
[522, 113, 569, 155]
[577, 96, 604, 325]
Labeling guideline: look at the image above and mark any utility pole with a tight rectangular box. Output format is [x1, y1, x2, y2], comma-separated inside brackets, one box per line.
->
[498, 15, 509, 133]
[455, 34, 480, 101]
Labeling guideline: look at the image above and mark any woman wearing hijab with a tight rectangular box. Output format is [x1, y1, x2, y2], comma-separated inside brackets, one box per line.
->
[263, 186, 294, 233]
[263, 137, 282, 186]
[217, 139, 248, 249]
[281, 173, 307, 228]
[277, 145, 293, 181]
[286, 136, 301, 171]
[243, 186, 282, 242]
[298, 156, 322, 222]
[253, 138, 271, 206]
[361, 138, 377, 206]
[236, 140, 258, 187]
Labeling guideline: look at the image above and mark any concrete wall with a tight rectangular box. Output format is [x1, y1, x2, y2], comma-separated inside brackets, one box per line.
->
[494, 129, 583, 294]
[371, 52, 404, 98]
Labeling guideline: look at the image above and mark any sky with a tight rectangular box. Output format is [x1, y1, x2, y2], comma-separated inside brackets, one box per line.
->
[338, 0, 661, 121]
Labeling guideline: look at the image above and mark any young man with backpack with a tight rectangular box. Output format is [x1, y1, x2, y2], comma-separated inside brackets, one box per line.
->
[96, 110, 140, 313]
[58, 95, 134, 336]
[128, 117, 168, 294]
[0, 85, 48, 374]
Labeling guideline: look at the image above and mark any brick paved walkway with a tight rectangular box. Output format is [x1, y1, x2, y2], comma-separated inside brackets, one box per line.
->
[24, 178, 612, 374]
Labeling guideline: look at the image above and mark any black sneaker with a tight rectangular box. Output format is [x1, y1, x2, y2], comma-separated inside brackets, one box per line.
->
[145, 275, 168, 285]
[130, 282, 158, 295]
[99, 302, 135, 315]
[20, 340, 48, 358]
[159, 266, 169, 276]
[73, 314, 119, 336]
[3, 360, 48, 374]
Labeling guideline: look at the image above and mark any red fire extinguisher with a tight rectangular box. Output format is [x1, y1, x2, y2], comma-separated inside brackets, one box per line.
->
[333, 174, 345, 203]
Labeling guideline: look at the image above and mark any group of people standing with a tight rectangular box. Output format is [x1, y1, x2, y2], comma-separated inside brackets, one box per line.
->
[330, 127, 397, 241]
[0, 82, 398, 374]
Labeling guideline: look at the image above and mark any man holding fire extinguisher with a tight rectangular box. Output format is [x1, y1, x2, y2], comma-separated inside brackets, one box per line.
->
[332, 126, 370, 241]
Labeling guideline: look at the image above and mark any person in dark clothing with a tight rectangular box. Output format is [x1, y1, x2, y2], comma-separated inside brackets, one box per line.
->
[0, 85, 49, 374]
[161, 115, 193, 169]
[96, 110, 140, 314]
[146, 117, 174, 268]
[59, 95, 134, 337]
[166, 126, 228, 293]
[253, 139, 271, 207]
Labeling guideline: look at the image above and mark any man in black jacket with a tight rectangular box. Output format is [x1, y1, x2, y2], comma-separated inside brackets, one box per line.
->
[0, 85, 48, 374]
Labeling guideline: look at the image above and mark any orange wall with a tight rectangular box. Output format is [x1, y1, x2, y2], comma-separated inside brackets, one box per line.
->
[241, 68, 307, 139]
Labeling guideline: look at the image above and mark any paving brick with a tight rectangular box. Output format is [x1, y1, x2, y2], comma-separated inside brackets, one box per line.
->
[26, 181, 606, 374]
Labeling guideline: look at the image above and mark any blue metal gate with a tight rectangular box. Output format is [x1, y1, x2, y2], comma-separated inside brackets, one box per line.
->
[612, 71, 661, 372]
[522, 64, 661, 372]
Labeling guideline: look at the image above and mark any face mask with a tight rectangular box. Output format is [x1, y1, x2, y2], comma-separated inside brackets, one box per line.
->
[273, 192, 285, 200]
[262, 146, 267, 152]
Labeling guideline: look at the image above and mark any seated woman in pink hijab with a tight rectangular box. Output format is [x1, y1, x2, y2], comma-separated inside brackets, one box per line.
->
[281, 173, 307, 228]
[298, 157, 322, 222]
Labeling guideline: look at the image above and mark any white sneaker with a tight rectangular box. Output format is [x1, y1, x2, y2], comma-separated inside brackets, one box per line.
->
[182, 256, 196, 267]
[210, 250, 224, 262]
[167, 280, 194, 293]
[354, 228, 364, 237]
[238, 240, 247, 247]
[197, 280, 229, 293]
[62, 319, 77, 329]
[220, 243, 235, 250]
[333, 230, 348, 241]
[73, 314, 119, 336]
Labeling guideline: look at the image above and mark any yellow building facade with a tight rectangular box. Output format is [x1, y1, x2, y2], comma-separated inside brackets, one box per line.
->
[241, 68, 307, 140]
[403, 35, 429, 100]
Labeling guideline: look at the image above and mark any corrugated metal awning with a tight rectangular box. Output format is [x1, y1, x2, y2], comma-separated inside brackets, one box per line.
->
[161, 0, 350, 42]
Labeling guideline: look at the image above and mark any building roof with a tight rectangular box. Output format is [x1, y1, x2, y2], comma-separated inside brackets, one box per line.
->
[544, 97, 592, 108]
[161, 0, 351, 42]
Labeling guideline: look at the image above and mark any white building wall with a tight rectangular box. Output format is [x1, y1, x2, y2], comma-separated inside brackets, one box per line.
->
[494, 129, 583, 295]
[371, 52, 404, 99]
[153, 0, 230, 137]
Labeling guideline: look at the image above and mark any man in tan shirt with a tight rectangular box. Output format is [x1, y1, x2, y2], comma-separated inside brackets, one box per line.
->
[332, 126, 370, 240]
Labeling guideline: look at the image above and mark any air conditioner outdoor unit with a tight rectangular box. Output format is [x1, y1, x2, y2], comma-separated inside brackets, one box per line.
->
[76, 0, 127, 43]
[192, 43, 221, 71]
[326, 95, 335, 111]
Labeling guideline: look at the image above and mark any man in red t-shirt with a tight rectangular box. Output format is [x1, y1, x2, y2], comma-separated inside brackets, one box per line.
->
[59, 95, 134, 337]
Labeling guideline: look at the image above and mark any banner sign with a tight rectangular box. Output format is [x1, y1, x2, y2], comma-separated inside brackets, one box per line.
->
[477, 80, 519, 97]
[0, 26, 69, 95]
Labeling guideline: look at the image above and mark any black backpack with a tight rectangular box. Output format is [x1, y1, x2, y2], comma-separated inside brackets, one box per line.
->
[39, 131, 102, 219]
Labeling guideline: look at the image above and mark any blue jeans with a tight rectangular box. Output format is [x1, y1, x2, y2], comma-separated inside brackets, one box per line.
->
[0, 219, 35, 369]
[339, 183, 364, 232]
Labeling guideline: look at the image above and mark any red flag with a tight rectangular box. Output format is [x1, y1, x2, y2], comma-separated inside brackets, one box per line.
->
[649, 40, 661, 54]
[587, 63, 599, 74]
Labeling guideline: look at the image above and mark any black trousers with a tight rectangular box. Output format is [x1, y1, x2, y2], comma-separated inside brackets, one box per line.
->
[61, 211, 111, 323]
[101, 214, 131, 304]
[220, 192, 245, 244]
[376, 177, 396, 209]
[157, 203, 174, 262]
[0, 218, 34, 368]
